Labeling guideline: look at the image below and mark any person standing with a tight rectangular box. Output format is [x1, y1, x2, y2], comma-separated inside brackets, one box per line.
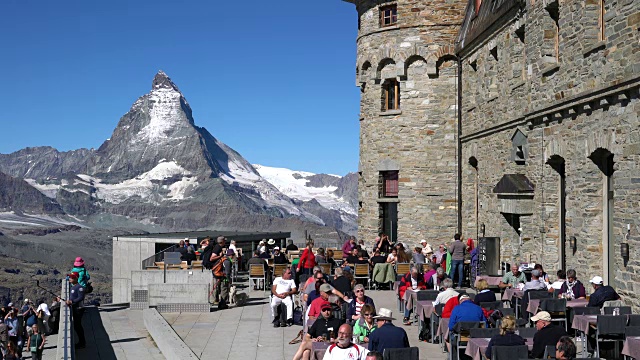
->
[36, 300, 51, 335]
[448, 234, 466, 289]
[297, 240, 317, 275]
[367, 308, 410, 354]
[208, 236, 226, 302]
[285, 239, 298, 253]
[214, 250, 233, 310]
[26, 323, 46, 360]
[66, 272, 86, 349]
[342, 237, 357, 260]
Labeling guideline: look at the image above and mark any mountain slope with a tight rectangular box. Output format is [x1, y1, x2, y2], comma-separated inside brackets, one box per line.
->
[0, 172, 64, 215]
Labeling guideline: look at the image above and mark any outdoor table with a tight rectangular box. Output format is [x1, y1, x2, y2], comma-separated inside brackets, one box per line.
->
[437, 317, 451, 341]
[571, 314, 598, 357]
[622, 336, 640, 360]
[527, 297, 588, 314]
[502, 288, 523, 301]
[476, 275, 502, 287]
[310, 341, 331, 360]
[464, 337, 534, 360]
[416, 300, 436, 322]
[403, 289, 419, 315]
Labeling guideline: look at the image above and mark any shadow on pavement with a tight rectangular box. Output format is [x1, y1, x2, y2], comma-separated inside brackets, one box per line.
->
[75, 306, 118, 360]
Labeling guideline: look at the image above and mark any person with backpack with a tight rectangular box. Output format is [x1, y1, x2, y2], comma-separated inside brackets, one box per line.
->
[213, 250, 233, 310]
[26, 323, 46, 360]
[71, 257, 92, 293]
[202, 236, 225, 303]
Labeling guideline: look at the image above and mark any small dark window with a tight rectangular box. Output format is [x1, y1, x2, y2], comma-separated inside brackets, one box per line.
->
[511, 129, 528, 165]
[383, 79, 400, 111]
[380, 5, 397, 27]
[381, 171, 399, 197]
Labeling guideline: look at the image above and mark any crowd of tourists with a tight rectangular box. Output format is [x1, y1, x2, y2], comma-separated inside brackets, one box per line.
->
[0, 257, 91, 359]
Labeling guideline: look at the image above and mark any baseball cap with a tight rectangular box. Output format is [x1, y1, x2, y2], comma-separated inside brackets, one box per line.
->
[321, 303, 333, 311]
[458, 294, 470, 301]
[319, 283, 332, 293]
[589, 276, 604, 285]
[531, 311, 552, 322]
[274, 246, 280, 250]
[68, 272, 80, 279]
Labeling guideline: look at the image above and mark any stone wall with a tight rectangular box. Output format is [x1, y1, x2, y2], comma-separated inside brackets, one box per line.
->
[459, 0, 640, 308]
[351, 0, 466, 245]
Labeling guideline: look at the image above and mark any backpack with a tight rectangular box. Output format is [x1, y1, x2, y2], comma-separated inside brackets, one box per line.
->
[212, 256, 228, 278]
[201, 244, 215, 270]
[418, 321, 431, 341]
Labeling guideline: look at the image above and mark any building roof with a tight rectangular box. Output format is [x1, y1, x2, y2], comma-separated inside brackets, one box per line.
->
[456, 0, 525, 54]
[115, 230, 291, 241]
[493, 174, 535, 194]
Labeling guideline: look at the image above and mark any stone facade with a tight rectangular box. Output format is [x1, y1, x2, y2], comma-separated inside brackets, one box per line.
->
[457, 0, 640, 307]
[347, 0, 466, 245]
[343, 0, 640, 308]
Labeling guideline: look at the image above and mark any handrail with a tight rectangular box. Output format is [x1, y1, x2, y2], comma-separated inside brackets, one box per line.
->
[56, 279, 75, 360]
[142, 244, 178, 269]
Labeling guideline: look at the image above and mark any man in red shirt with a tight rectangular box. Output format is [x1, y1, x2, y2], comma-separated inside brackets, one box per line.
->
[308, 283, 333, 320]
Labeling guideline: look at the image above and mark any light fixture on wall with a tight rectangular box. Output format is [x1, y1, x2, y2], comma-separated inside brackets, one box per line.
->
[569, 236, 577, 255]
[480, 223, 486, 237]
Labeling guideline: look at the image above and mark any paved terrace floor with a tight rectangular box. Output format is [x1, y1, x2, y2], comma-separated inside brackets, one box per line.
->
[162, 283, 449, 360]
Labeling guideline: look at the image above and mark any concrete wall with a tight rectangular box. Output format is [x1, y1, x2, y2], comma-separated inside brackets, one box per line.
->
[148, 283, 209, 306]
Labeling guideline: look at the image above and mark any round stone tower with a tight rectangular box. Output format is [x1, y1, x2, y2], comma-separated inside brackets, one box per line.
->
[342, 0, 467, 245]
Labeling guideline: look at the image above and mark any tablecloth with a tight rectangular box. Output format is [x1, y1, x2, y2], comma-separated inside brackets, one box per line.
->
[416, 300, 436, 321]
[476, 275, 503, 286]
[571, 314, 597, 335]
[403, 289, 419, 312]
[502, 288, 523, 301]
[464, 337, 533, 360]
[528, 298, 589, 314]
[372, 263, 396, 284]
[437, 317, 450, 341]
[622, 337, 640, 360]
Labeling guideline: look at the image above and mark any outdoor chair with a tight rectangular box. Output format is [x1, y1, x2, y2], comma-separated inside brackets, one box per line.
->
[396, 263, 411, 278]
[603, 299, 624, 308]
[469, 327, 499, 338]
[625, 326, 640, 337]
[603, 306, 632, 315]
[416, 290, 439, 301]
[520, 290, 550, 321]
[431, 303, 445, 344]
[539, 298, 568, 330]
[421, 263, 431, 273]
[491, 345, 529, 360]
[273, 264, 288, 279]
[480, 301, 503, 311]
[179, 261, 190, 270]
[191, 260, 203, 269]
[249, 264, 267, 296]
[383, 347, 419, 360]
[595, 314, 627, 359]
[627, 314, 640, 326]
[543, 344, 556, 358]
[450, 321, 483, 360]
[516, 327, 537, 338]
[154, 261, 165, 269]
[319, 263, 332, 276]
[332, 250, 343, 260]
[354, 263, 371, 289]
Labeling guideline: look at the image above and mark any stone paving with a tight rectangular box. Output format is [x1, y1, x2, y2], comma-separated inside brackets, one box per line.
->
[162, 285, 448, 360]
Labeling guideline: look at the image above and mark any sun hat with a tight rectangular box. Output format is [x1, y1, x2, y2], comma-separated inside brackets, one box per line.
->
[420, 239, 427, 244]
[589, 276, 604, 284]
[372, 308, 396, 321]
[531, 311, 552, 322]
[226, 249, 235, 256]
[319, 283, 333, 293]
[268, 239, 276, 245]
[73, 257, 85, 267]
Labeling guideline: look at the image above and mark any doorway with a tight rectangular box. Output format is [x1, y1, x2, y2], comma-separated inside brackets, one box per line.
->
[380, 202, 398, 243]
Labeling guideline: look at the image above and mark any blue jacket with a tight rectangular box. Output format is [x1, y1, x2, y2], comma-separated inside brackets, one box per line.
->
[368, 322, 410, 353]
[449, 300, 487, 331]
[346, 296, 375, 321]
[69, 283, 85, 309]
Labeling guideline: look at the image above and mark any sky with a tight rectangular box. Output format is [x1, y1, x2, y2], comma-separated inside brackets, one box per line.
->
[0, 0, 360, 176]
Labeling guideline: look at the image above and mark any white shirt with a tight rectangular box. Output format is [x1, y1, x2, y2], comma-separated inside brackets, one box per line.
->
[273, 277, 296, 295]
[37, 303, 51, 316]
[549, 280, 565, 290]
[434, 288, 459, 306]
[228, 244, 237, 254]
[323, 343, 368, 360]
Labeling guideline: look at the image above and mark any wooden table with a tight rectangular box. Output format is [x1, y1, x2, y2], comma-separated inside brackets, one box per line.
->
[464, 337, 533, 360]
[622, 336, 640, 360]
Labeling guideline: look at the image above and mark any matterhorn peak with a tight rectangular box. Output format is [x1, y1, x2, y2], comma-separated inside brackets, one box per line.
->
[152, 70, 180, 92]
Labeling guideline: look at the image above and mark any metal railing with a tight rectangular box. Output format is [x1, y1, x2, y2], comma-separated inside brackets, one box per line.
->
[141, 244, 178, 269]
[56, 279, 75, 360]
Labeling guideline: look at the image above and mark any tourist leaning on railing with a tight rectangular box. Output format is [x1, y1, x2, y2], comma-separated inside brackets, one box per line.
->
[66, 271, 86, 349]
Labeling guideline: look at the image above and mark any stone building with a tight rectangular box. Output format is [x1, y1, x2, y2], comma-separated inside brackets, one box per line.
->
[342, 0, 640, 305]
[342, 0, 467, 244]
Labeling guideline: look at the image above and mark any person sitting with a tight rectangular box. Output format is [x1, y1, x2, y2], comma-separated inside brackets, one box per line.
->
[326, 249, 338, 269]
[434, 278, 459, 306]
[385, 248, 398, 265]
[395, 243, 411, 264]
[270, 268, 297, 327]
[412, 247, 426, 266]
[259, 248, 271, 259]
[530, 311, 568, 358]
[420, 240, 433, 258]
[534, 264, 549, 283]
[523, 269, 547, 291]
[559, 269, 586, 299]
[499, 263, 526, 289]
[555, 336, 577, 360]
[353, 304, 377, 344]
[347, 284, 375, 323]
[587, 275, 620, 308]
[398, 266, 426, 325]
[473, 278, 495, 305]
[548, 269, 567, 294]
[441, 295, 459, 318]
[367, 308, 410, 354]
[374, 233, 391, 254]
[485, 315, 525, 359]
[331, 268, 352, 298]
[323, 324, 369, 360]
[354, 250, 369, 265]
[448, 294, 486, 331]
[427, 267, 450, 290]
[272, 247, 288, 264]
[308, 284, 335, 320]
[293, 302, 343, 360]
[181, 246, 197, 264]
[423, 262, 437, 285]
[369, 249, 386, 268]
[285, 239, 298, 254]
[304, 268, 347, 303]
[177, 239, 188, 257]
[345, 248, 359, 265]
[246, 250, 269, 290]
[316, 248, 328, 264]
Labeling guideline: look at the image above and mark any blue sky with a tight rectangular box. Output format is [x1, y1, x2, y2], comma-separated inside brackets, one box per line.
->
[0, 0, 360, 175]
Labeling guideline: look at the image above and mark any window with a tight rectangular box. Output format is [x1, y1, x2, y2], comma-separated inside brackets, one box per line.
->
[380, 5, 397, 27]
[383, 79, 400, 111]
[598, 0, 606, 41]
[511, 129, 528, 165]
[380, 171, 399, 197]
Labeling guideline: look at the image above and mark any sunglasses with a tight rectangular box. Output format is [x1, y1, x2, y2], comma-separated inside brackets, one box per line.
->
[355, 289, 364, 293]
[322, 308, 332, 312]
[362, 313, 373, 317]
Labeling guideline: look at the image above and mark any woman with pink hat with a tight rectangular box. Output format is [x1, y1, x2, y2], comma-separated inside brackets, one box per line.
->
[71, 257, 91, 288]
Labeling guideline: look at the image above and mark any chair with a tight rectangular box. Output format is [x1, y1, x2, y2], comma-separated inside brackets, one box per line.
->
[249, 264, 267, 296]
[191, 260, 203, 269]
[431, 303, 445, 343]
[469, 328, 499, 338]
[354, 263, 371, 289]
[273, 264, 288, 279]
[421, 263, 432, 273]
[521, 290, 550, 321]
[480, 301, 503, 311]
[625, 326, 640, 337]
[154, 261, 165, 269]
[491, 345, 529, 360]
[319, 263, 332, 276]
[383, 347, 419, 360]
[416, 290, 439, 301]
[516, 327, 537, 338]
[595, 314, 627, 358]
[396, 263, 411, 277]
[543, 344, 556, 358]
[603, 299, 624, 308]
[539, 298, 568, 330]
[451, 321, 483, 360]
[179, 261, 190, 270]
[332, 250, 343, 260]
[603, 306, 632, 315]
[627, 314, 640, 326]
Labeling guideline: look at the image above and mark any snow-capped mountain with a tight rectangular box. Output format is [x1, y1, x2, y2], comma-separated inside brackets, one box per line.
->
[0, 71, 357, 238]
